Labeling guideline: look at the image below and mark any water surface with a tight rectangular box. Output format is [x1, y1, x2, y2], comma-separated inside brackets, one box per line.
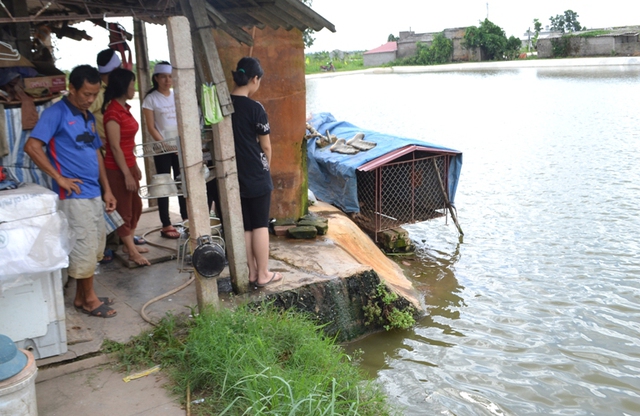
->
[307, 66, 640, 415]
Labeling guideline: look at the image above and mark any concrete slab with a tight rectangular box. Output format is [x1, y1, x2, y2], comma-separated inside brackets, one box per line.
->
[36, 364, 184, 416]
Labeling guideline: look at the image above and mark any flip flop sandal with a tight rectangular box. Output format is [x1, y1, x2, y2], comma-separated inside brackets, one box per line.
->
[133, 236, 147, 245]
[256, 272, 284, 288]
[74, 297, 114, 311]
[78, 303, 117, 318]
[160, 229, 181, 239]
[99, 297, 115, 306]
[99, 249, 114, 264]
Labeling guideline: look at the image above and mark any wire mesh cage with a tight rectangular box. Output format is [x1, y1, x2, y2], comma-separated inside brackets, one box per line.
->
[134, 137, 180, 158]
[356, 151, 450, 239]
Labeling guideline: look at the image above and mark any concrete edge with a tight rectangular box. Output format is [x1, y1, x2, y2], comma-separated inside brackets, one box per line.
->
[36, 353, 118, 383]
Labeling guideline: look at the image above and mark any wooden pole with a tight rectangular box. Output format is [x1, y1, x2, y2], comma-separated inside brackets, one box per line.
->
[166, 15, 219, 310]
[432, 158, 464, 237]
[132, 18, 157, 207]
[181, 0, 250, 294]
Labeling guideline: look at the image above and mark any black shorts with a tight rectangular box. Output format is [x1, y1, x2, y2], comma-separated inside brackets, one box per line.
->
[241, 192, 271, 231]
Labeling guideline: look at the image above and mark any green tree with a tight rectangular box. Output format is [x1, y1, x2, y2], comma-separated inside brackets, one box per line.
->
[532, 18, 542, 47]
[563, 10, 582, 32]
[387, 34, 399, 42]
[429, 33, 453, 64]
[549, 14, 565, 32]
[505, 35, 522, 59]
[464, 18, 514, 61]
[550, 10, 582, 33]
[301, 0, 315, 48]
[392, 32, 452, 66]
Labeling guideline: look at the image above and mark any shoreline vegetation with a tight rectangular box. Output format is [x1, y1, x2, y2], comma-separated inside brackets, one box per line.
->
[106, 304, 396, 415]
[306, 55, 640, 77]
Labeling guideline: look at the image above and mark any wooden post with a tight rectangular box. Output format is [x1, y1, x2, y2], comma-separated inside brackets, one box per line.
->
[181, 0, 250, 294]
[132, 18, 157, 207]
[166, 16, 219, 310]
[432, 158, 464, 237]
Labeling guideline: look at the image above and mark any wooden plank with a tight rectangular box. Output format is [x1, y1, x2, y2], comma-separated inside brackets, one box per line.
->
[205, 5, 254, 46]
[166, 15, 220, 309]
[182, 0, 250, 294]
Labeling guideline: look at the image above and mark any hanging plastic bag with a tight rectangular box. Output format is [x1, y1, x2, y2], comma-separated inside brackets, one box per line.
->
[202, 83, 223, 125]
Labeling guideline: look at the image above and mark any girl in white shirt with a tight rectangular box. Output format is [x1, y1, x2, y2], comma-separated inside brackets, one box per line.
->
[141, 62, 187, 239]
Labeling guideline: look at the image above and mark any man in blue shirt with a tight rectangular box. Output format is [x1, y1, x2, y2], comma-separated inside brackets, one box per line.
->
[25, 65, 118, 318]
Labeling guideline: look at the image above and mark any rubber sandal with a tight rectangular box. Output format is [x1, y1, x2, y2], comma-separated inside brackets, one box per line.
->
[133, 236, 146, 245]
[99, 249, 114, 264]
[256, 272, 283, 288]
[77, 303, 117, 318]
[98, 297, 115, 306]
[74, 297, 114, 311]
[160, 229, 181, 239]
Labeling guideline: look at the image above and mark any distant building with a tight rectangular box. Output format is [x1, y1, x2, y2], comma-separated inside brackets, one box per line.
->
[396, 31, 433, 59]
[363, 41, 397, 66]
[537, 27, 640, 58]
[396, 28, 480, 62]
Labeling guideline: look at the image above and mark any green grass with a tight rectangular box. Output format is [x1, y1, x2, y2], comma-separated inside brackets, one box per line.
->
[105, 305, 395, 415]
[305, 52, 364, 74]
[575, 30, 612, 38]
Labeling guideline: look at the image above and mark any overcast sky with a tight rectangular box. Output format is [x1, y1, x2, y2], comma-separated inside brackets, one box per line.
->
[54, 0, 640, 70]
[308, 0, 640, 52]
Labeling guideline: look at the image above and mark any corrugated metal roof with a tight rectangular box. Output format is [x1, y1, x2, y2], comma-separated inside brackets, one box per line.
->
[4, 0, 334, 45]
[364, 41, 397, 55]
[357, 145, 461, 172]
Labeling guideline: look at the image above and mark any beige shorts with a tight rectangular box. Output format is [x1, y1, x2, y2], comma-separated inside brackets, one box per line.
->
[59, 197, 106, 279]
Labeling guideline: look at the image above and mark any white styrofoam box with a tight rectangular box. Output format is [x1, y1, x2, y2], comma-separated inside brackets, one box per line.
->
[0, 270, 67, 359]
[0, 211, 70, 277]
[14, 320, 67, 360]
[0, 182, 59, 223]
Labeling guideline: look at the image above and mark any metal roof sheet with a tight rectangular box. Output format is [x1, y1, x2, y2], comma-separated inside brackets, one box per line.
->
[357, 145, 461, 172]
[364, 41, 397, 55]
[2, 0, 334, 45]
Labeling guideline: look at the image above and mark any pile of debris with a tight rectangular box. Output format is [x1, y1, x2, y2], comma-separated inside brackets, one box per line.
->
[305, 123, 377, 155]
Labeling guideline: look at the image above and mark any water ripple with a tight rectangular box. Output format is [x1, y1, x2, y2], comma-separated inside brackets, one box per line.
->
[310, 67, 640, 415]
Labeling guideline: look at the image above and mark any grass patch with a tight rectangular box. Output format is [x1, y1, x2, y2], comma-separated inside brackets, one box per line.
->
[305, 51, 364, 74]
[576, 30, 611, 38]
[105, 304, 395, 415]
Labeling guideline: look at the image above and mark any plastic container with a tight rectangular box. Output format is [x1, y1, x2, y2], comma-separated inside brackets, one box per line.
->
[0, 349, 38, 416]
[0, 270, 67, 359]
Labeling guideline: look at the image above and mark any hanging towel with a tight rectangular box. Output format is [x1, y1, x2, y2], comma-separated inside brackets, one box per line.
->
[202, 83, 223, 125]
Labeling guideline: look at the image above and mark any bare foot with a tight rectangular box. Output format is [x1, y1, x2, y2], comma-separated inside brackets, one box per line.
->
[129, 253, 151, 266]
[124, 246, 149, 254]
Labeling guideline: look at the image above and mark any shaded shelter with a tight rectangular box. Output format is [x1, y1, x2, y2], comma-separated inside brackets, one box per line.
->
[0, 0, 335, 306]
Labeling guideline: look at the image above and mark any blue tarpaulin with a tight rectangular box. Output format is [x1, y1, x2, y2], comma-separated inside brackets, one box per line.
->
[307, 112, 463, 213]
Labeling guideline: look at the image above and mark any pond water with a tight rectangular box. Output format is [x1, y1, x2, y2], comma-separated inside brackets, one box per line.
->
[306, 66, 640, 415]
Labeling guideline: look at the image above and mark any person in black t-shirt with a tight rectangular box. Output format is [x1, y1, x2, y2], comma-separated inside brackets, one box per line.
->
[231, 57, 283, 289]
